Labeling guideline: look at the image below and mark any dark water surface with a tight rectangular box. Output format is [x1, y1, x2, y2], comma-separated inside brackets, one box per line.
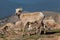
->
[0, 0, 60, 18]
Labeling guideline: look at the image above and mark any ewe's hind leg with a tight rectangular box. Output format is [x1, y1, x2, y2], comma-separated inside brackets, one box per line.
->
[43, 24, 46, 34]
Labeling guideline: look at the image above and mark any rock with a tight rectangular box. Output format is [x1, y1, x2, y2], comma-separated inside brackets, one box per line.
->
[57, 36, 60, 40]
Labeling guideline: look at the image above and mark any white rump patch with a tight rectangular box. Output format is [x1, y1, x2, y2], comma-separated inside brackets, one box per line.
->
[39, 12, 44, 18]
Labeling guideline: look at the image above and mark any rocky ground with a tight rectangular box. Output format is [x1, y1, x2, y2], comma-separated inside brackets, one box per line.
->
[0, 11, 60, 40]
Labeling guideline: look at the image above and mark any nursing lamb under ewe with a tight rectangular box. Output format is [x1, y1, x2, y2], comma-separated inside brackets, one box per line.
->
[15, 8, 45, 34]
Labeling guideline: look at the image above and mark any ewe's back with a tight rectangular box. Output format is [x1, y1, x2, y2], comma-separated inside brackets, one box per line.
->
[20, 12, 44, 22]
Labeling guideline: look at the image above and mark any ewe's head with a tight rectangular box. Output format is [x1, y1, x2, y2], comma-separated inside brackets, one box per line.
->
[15, 8, 23, 16]
[15, 8, 23, 19]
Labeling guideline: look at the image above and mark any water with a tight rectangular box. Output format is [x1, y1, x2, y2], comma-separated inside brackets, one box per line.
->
[0, 0, 60, 18]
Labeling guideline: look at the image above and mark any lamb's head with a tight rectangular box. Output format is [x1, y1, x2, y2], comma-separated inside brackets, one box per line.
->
[15, 8, 23, 18]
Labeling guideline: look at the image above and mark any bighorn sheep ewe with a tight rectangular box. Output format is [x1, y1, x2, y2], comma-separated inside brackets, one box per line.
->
[15, 8, 45, 34]
[20, 12, 44, 29]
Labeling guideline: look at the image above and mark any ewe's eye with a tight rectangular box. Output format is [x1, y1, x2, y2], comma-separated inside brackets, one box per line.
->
[18, 10, 22, 12]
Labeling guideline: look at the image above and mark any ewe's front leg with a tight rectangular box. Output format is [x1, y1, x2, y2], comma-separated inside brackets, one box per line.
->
[22, 25, 27, 36]
[39, 26, 42, 34]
